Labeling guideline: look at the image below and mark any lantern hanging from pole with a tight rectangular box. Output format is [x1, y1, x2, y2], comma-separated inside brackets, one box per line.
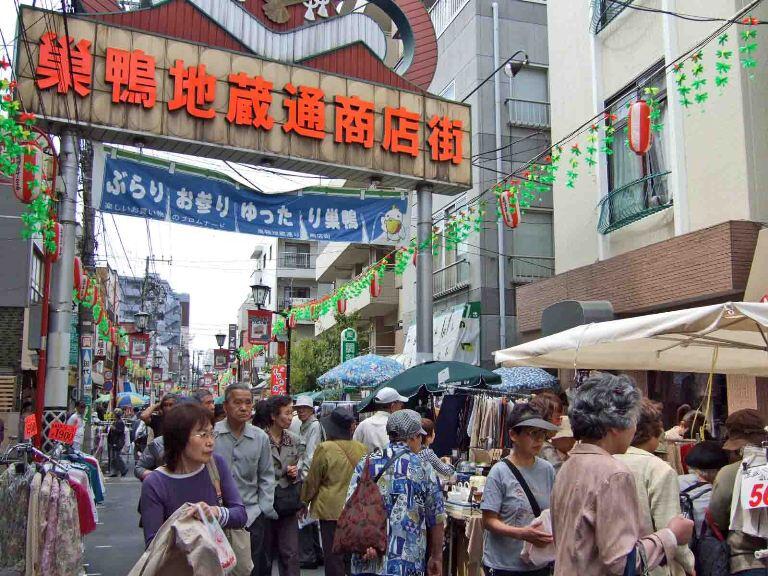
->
[79, 275, 91, 302]
[336, 298, 347, 314]
[499, 186, 522, 229]
[13, 141, 45, 204]
[73, 256, 86, 298]
[288, 313, 297, 329]
[370, 275, 382, 298]
[628, 100, 652, 155]
[48, 222, 63, 262]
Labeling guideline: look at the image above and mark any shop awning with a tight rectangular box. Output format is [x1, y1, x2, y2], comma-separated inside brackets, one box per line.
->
[495, 302, 768, 376]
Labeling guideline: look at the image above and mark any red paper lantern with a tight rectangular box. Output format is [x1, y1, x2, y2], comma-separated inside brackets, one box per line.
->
[79, 275, 91, 302]
[370, 275, 382, 298]
[337, 299, 347, 314]
[13, 141, 44, 204]
[49, 222, 62, 262]
[110, 326, 118, 345]
[499, 187, 521, 229]
[73, 256, 84, 296]
[89, 283, 100, 307]
[628, 100, 652, 155]
[288, 314, 297, 329]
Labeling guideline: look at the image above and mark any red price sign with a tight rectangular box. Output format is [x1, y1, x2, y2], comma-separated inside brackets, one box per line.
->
[23, 414, 38, 439]
[741, 470, 768, 510]
[49, 422, 77, 445]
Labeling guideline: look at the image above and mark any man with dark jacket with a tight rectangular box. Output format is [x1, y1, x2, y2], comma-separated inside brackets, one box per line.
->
[108, 408, 128, 477]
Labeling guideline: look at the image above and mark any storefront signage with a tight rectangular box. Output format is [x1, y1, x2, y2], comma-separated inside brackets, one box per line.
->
[93, 147, 411, 244]
[16, 7, 471, 195]
[228, 324, 238, 354]
[340, 328, 358, 363]
[129, 333, 150, 359]
[95, 336, 107, 358]
[271, 365, 288, 395]
[248, 309, 273, 345]
[24, 414, 38, 439]
[214, 349, 229, 369]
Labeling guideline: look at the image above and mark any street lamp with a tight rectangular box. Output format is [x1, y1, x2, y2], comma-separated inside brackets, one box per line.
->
[215, 332, 226, 348]
[503, 50, 529, 79]
[134, 310, 150, 332]
[249, 282, 292, 394]
[250, 283, 271, 307]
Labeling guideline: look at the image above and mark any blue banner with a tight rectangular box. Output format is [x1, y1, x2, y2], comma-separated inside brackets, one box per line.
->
[94, 148, 411, 245]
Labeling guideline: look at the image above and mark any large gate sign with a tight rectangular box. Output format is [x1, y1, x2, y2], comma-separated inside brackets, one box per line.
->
[16, 7, 471, 195]
[92, 146, 411, 244]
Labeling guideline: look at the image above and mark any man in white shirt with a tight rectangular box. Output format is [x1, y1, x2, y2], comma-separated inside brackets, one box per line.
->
[353, 387, 408, 453]
[66, 401, 87, 450]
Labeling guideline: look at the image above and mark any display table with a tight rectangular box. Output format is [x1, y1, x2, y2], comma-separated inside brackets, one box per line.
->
[444, 503, 483, 576]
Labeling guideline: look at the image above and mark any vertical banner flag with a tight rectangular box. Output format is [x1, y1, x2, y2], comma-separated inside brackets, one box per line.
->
[93, 146, 411, 246]
[129, 333, 150, 359]
[228, 324, 237, 355]
[271, 365, 287, 396]
[248, 310, 273, 345]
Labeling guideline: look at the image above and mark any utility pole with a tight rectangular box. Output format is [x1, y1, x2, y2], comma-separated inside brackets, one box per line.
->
[43, 130, 78, 448]
[416, 184, 434, 362]
[79, 141, 96, 451]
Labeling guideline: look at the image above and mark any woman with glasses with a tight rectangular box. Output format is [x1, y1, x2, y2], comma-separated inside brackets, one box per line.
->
[138, 403, 246, 546]
[480, 402, 559, 576]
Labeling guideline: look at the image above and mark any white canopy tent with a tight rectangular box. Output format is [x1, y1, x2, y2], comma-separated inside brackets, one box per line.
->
[495, 302, 768, 377]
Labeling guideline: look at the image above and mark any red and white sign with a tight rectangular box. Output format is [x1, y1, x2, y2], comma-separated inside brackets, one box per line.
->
[248, 309, 273, 345]
[23, 414, 38, 439]
[151, 367, 163, 382]
[271, 365, 287, 396]
[129, 333, 150, 359]
[49, 422, 77, 445]
[741, 466, 768, 510]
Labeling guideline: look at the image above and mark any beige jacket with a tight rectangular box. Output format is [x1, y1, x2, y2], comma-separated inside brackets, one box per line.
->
[552, 443, 678, 576]
[615, 447, 695, 576]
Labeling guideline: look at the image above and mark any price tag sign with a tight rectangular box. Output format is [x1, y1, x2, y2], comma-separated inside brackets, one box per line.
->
[23, 414, 38, 439]
[740, 465, 768, 510]
[49, 422, 77, 445]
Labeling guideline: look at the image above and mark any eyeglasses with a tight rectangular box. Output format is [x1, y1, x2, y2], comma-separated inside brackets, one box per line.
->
[192, 430, 214, 440]
[521, 429, 549, 441]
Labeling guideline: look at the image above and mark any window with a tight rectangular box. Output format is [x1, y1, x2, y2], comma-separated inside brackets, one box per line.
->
[29, 250, 44, 304]
[605, 62, 669, 199]
[282, 286, 310, 307]
[283, 243, 311, 268]
[439, 80, 455, 101]
[591, 0, 635, 34]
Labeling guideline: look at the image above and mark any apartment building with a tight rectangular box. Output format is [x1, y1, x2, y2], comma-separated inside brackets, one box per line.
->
[395, 0, 553, 367]
[519, 0, 768, 418]
[247, 238, 332, 346]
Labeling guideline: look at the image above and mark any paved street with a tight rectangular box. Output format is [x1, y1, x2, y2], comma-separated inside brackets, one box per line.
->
[84, 475, 323, 576]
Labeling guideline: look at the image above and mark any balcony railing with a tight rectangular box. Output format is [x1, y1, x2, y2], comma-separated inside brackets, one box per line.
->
[510, 256, 555, 284]
[598, 171, 672, 234]
[279, 297, 312, 310]
[433, 259, 470, 298]
[279, 253, 313, 269]
[507, 98, 550, 129]
[429, 0, 472, 39]
[591, 0, 636, 34]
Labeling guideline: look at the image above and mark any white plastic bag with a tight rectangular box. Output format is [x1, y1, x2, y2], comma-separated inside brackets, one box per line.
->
[196, 504, 237, 574]
[520, 508, 555, 567]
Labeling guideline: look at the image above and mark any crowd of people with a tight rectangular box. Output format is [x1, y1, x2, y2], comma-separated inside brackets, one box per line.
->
[124, 374, 768, 576]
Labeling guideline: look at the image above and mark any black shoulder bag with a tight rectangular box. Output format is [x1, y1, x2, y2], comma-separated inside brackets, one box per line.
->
[502, 459, 541, 517]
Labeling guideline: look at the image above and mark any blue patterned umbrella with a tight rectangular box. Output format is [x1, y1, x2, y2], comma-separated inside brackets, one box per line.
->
[492, 367, 557, 392]
[318, 354, 404, 389]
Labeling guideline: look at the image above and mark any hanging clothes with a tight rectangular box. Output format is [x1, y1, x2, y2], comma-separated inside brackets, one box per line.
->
[25, 472, 42, 576]
[0, 466, 34, 574]
[53, 481, 83, 576]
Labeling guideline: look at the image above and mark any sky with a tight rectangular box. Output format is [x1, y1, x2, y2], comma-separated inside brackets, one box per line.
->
[2, 1, 345, 354]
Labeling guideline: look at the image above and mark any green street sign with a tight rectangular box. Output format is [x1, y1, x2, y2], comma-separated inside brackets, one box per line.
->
[340, 328, 358, 363]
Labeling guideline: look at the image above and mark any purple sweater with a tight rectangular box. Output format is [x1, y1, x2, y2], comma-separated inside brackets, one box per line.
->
[139, 453, 247, 545]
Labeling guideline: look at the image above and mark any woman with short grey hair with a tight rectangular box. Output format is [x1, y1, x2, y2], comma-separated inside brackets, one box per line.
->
[550, 373, 694, 576]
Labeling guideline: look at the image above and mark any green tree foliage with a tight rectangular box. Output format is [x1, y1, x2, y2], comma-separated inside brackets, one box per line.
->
[290, 313, 369, 394]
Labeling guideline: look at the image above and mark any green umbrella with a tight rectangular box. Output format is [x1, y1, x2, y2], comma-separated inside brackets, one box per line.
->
[357, 360, 501, 412]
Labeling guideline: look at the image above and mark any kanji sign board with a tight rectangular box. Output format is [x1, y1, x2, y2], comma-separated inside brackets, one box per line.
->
[16, 7, 472, 195]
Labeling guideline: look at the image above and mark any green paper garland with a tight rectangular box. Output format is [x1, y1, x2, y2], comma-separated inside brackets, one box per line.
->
[715, 33, 733, 90]
[740, 17, 759, 79]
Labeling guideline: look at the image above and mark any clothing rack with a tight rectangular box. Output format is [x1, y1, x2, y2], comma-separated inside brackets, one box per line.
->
[449, 386, 531, 399]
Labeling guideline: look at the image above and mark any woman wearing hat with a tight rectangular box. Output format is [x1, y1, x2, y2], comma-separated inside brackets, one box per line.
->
[678, 441, 729, 537]
[709, 409, 768, 575]
[301, 408, 367, 576]
[480, 402, 559, 576]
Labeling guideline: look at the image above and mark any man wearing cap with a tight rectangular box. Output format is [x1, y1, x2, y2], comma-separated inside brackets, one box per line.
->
[709, 409, 768, 575]
[347, 409, 445, 576]
[353, 386, 408, 453]
[290, 396, 324, 569]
